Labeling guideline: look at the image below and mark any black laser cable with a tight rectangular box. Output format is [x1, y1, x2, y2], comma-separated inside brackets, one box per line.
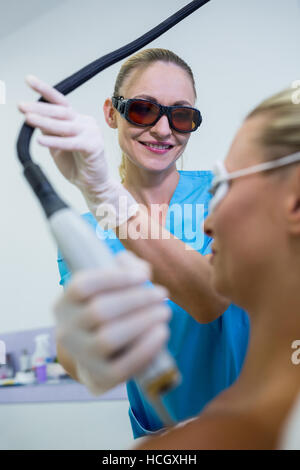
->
[16, 0, 211, 427]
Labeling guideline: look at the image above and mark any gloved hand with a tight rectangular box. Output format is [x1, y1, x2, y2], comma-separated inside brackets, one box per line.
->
[54, 251, 171, 395]
[18, 75, 138, 228]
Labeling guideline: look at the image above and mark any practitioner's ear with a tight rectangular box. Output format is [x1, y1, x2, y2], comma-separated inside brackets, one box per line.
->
[103, 98, 118, 129]
[286, 166, 300, 236]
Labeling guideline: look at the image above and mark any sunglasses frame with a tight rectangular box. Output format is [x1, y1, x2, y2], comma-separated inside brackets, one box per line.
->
[209, 151, 300, 213]
[112, 96, 202, 133]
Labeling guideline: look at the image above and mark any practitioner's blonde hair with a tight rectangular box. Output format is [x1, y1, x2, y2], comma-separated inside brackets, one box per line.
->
[113, 48, 197, 183]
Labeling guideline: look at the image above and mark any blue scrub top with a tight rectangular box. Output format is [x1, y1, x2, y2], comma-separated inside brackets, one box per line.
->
[57, 171, 250, 438]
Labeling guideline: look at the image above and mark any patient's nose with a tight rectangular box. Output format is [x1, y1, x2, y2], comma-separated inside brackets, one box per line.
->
[204, 214, 214, 238]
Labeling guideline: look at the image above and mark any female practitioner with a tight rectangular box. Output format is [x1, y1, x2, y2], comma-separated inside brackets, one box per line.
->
[18, 49, 249, 438]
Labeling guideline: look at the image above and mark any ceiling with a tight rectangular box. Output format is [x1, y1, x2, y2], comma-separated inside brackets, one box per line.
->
[0, 0, 67, 40]
[0, 0, 299, 42]
[0, 0, 300, 39]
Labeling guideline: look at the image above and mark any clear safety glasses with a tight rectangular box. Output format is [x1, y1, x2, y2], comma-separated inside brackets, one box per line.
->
[209, 151, 300, 213]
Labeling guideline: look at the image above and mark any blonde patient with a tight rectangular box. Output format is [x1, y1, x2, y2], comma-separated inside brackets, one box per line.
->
[136, 85, 300, 449]
[52, 84, 300, 449]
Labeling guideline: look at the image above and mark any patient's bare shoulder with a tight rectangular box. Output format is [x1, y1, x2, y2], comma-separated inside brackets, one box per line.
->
[135, 391, 276, 450]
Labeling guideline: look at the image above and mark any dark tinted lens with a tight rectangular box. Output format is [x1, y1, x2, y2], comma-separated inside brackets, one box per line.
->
[128, 100, 160, 125]
[171, 107, 198, 131]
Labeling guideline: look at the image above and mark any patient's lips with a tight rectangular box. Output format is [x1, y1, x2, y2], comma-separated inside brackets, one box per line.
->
[211, 244, 217, 254]
[209, 245, 218, 264]
[206, 253, 214, 265]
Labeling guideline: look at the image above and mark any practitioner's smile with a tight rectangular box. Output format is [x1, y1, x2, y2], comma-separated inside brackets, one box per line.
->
[138, 140, 174, 155]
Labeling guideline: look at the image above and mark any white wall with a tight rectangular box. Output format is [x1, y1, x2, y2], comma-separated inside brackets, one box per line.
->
[0, 401, 133, 450]
[0, 0, 299, 450]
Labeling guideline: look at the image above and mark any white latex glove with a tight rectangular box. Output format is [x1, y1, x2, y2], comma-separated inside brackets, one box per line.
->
[53, 251, 171, 395]
[18, 75, 138, 228]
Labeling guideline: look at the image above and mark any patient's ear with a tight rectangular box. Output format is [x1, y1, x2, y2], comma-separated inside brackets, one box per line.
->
[103, 98, 118, 129]
[286, 166, 300, 235]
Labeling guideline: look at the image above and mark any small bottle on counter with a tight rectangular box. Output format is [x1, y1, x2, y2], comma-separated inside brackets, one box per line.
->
[19, 349, 30, 372]
[31, 334, 50, 384]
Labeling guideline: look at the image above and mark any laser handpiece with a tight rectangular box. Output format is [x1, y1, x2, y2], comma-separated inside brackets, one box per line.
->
[50, 207, 179, 426]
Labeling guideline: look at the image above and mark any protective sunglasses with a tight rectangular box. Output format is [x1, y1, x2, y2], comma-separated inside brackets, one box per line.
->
[112, 96, 202, 133]
[209, 151, 300, 214]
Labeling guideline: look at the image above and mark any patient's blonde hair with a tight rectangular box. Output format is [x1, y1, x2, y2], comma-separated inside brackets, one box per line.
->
[113, 48, 197, 183]
[246, 85, 300, 159]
